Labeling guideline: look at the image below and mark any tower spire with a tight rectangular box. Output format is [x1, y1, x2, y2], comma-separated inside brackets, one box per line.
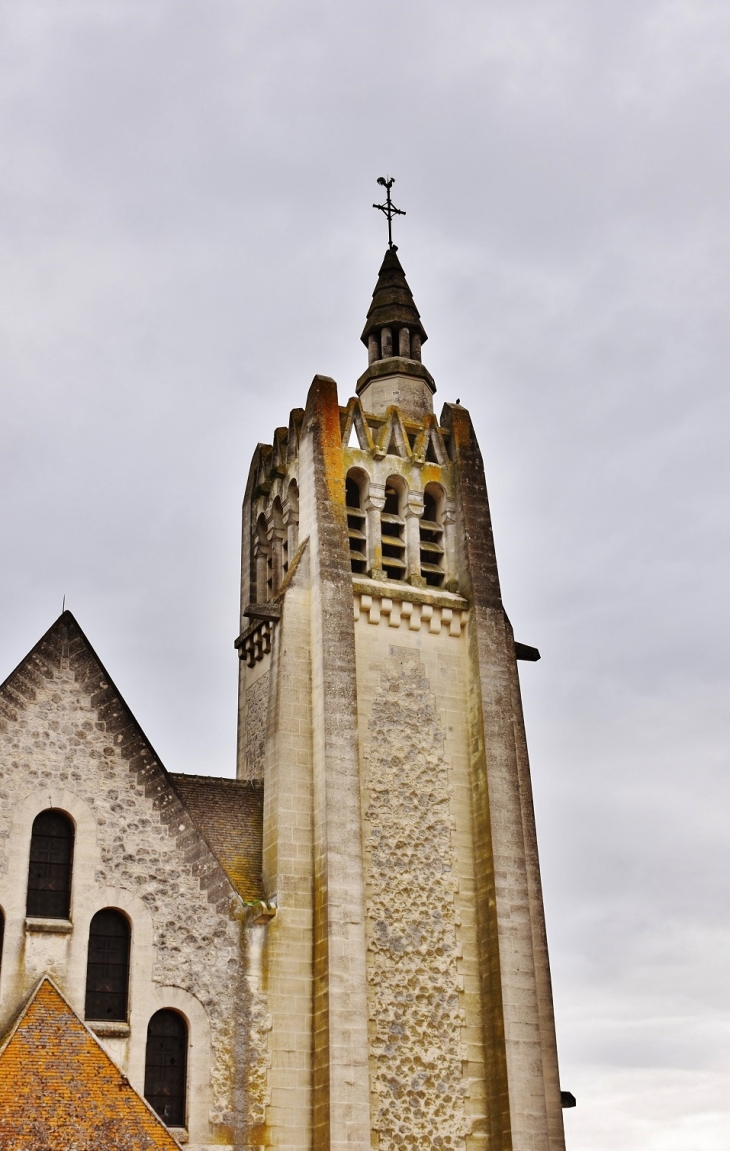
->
[357, 187, 435, 417]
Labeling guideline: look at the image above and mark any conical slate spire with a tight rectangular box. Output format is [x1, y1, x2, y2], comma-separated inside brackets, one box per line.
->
[360, 247, 427, 348]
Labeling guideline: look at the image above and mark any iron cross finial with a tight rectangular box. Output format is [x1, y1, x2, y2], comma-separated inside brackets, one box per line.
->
[373, 176, 406, 250]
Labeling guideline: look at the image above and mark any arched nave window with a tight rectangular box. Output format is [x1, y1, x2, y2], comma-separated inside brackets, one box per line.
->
[144, 1009, 188, 1128]
[26, 810, 74, 919]
[85, 909, 131, 1022]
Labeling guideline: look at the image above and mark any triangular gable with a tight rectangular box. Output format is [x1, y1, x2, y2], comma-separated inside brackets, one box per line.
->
[340, 397, 375, 453]
[0, 612, 248, 915]
[411, 414, 449, 466]
[374, 407, 412, 461]
[0, 977, 179, 1149]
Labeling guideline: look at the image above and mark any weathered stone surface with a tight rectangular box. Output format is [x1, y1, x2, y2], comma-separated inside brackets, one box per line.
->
[237, 373, 565, 1151]
[365, 647, 467, 1151]
[0, 614, 255, 1150]
[243, 672, 269, 782]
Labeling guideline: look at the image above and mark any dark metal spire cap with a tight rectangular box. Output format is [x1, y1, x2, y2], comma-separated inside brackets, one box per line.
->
[360, 247, 428, 346]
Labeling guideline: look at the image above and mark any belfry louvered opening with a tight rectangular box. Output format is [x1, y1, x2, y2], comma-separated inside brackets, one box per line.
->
[346, 470, 368, 574]
[420, 484, 445, 586]
[381, 477, 407, 580]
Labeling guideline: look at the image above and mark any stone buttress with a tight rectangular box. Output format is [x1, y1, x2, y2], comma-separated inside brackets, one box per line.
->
[235, 247, 566, 1151]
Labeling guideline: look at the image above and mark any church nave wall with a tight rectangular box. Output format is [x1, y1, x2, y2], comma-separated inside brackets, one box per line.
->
[0, 618, 252, 1150]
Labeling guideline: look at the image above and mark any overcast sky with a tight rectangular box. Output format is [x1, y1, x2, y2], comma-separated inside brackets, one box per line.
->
[1, 1, 729, 1146]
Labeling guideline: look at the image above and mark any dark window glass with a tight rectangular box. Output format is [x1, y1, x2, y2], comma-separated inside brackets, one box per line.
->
[0, 908, 4, 972]
[26, 810, 74, 919]
[85, 909, 131, 1021]
[144, 1010, 188, 1127]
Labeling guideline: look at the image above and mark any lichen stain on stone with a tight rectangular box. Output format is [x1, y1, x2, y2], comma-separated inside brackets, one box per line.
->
[364, 647, 468, 1151]
[316, 379, 348, 511]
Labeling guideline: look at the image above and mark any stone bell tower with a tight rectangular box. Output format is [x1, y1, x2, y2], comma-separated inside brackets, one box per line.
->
[235, 240, 566, 1151]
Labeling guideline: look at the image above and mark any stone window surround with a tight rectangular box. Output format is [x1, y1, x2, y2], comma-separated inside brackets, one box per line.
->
[25, 916, 73, 934]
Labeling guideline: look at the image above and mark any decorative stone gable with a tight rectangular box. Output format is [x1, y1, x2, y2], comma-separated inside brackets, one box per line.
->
[0, 612, 258, 1147]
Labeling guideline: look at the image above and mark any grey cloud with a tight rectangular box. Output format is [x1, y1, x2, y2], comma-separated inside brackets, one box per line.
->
[1, 1, 729, 1144]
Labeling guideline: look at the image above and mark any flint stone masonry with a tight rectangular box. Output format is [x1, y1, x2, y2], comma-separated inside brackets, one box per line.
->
[0, 616, 253, 1151]
[364, 647, 467, 1151]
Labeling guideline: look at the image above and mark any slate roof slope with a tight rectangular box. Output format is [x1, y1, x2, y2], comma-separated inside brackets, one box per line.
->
[360, 246, 427, 345]
[169, 774, 264, 902]
[0, 978, 179, 1151]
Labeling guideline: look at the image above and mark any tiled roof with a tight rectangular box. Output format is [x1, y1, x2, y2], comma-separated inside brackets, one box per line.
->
[170, 774, 264, 902]
[0, 978, 179, 1151]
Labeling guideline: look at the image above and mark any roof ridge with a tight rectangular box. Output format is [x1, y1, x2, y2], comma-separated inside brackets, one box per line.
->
[168, 772, 253, 784]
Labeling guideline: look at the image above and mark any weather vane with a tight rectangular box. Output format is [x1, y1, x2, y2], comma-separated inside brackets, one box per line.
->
[373, 176, 405, 250]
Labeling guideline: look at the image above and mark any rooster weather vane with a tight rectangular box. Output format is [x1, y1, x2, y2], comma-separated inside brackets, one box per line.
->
[373, 176, 405, 250]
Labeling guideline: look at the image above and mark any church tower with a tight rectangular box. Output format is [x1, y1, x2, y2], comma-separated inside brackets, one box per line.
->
[235, 225, 566, 1151]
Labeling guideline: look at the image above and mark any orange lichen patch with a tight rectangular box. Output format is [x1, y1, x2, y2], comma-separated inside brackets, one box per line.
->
[0, 978, 179, 1151]
[170, 774, 264, 901]
[310, 375, 348, 508]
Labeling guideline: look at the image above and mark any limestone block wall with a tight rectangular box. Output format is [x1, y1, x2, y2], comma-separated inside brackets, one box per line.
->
[0, 618, 251, 1151]
[258, 552, 314, 1151]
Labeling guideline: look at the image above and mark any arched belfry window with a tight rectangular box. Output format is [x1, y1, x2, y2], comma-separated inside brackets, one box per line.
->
[283, 479, 300, 575]
[85, 909, 131, 1021]
[253, 513, 270, 603]
[420, 483, 445, 587]
[381, 477, 407, 580]
[145, 1010, 188, 1127]
[346, 469, 367, 574]
[26, 810, 74, 919]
